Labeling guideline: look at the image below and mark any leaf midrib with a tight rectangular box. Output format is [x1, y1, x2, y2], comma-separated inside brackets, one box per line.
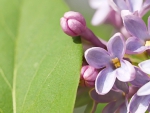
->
[12, 2, 23, 112]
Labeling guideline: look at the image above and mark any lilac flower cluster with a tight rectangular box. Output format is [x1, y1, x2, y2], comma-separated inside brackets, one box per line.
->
[61, 0, 150, 113]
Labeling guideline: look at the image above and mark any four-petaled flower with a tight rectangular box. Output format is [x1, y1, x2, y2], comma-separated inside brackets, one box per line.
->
[122, 11, 150, 54]
[89, 0, 111, 26]
[128, 60, 150, 113]
[89, 0, 122, 28]
[85, 33, 135, 95]
[110, 0, 150, 17]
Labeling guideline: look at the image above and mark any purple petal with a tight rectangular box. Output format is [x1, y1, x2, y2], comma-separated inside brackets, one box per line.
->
[102, 99, 125, 113]
[137, 81, 150, 96]
[110, 0, 128, 12]
[91, 7, 110, 26]
[147, 105, 150, 111]
[126, 37, 147, 54]
[85, 47, 111, 69]
[148, 16, 150, 33]
[107, 33, 125, 59]
[95, 67, 116, 95]
[128, 94, 150, 113]
[90, 0, 110, 25]
[107, 10, 122, 28]
[140, 0, 150, 17]
[130, 67, 150, 87]
[116, 99, 128, 113]
[127, 0, 143, 12]
[89, 0, 103, 9]
[115, 79, 129, 94]
[90, 89, 123, 103]
[122, 13, 149, 40]
[139, 60, 150, 74]
[121, 10, 133, 17]
[127, 86, 139, 99]
[116, 60, 135, 82]
[60, 17, 76, 36]
[64, 11, 86, 26]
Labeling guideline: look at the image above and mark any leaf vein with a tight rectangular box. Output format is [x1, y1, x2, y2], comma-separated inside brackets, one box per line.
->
[20, 53, 48, 112]
[0, 68, 12, 90]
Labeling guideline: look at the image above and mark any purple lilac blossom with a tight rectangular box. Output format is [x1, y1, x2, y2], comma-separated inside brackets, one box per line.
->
[90, 86, 138, 113]
[89, 0, 122, 29]
[60, 11, 86, 36]
[80, 65, 99, 87]
[60, 11, 106, 48]
[85, 33, 135, 95]
[139, 59, 150, 74]
[128, 62, 150, 113]
[110, 0, 150, 17]
[89, 0, 133, 38]
[130, 66, 150, 87]
[90, 89, 128, 113]
[122, 11, 150, 54]
[128, 93, 150, 113]
[89, 0, 111, 26]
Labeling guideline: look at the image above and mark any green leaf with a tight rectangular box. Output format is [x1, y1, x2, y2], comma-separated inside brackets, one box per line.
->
[95, 103, 107, 113]
[0, 0, 83, 113]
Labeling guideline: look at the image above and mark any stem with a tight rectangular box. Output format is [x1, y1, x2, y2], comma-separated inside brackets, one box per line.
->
[81, 28, 107, 49]
[91, 101, 98, 113]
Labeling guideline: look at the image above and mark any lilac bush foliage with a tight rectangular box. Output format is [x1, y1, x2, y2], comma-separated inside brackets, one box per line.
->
[60, 0, 150, 112]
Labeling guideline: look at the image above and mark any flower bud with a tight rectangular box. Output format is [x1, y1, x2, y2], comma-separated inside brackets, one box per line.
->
[60, 11, 86, 36]
[80, 65, 99, 87]
[60, 11, 106, 49]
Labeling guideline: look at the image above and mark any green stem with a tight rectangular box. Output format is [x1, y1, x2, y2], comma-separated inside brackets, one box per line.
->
[91, 101, 98, 113]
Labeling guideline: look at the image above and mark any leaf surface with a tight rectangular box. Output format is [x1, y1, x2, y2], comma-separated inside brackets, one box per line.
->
[0, 0, 82, 113]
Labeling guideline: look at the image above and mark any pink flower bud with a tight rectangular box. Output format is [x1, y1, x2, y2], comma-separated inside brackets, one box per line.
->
[60, 11, 106, 49]
[60, 11, 86, 36]
[80, 65, 99, 87]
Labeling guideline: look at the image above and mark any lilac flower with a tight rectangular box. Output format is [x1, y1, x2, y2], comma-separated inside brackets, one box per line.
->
[85, 33, 135, 95]
[128, 62, 150, 113]
[60, 11, 86, 36]
[90, 85, 138, 113]
[130, 66, 150, 87]
[128, 93, 150, 113]
[128, 81, 150, 113]
[110, 0, 150, 17]
[89, 0, 111, 25]
[139, 59, 150, 74]
[60, 11, 106, 48]
[90, 89, 128, 113]
[122, 12, 150, 54]
[80, 65, 99, 87]
[89, 0, 122, 28]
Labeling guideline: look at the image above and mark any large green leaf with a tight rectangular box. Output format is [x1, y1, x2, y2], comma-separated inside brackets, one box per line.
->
[0, 0, 82, 113]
